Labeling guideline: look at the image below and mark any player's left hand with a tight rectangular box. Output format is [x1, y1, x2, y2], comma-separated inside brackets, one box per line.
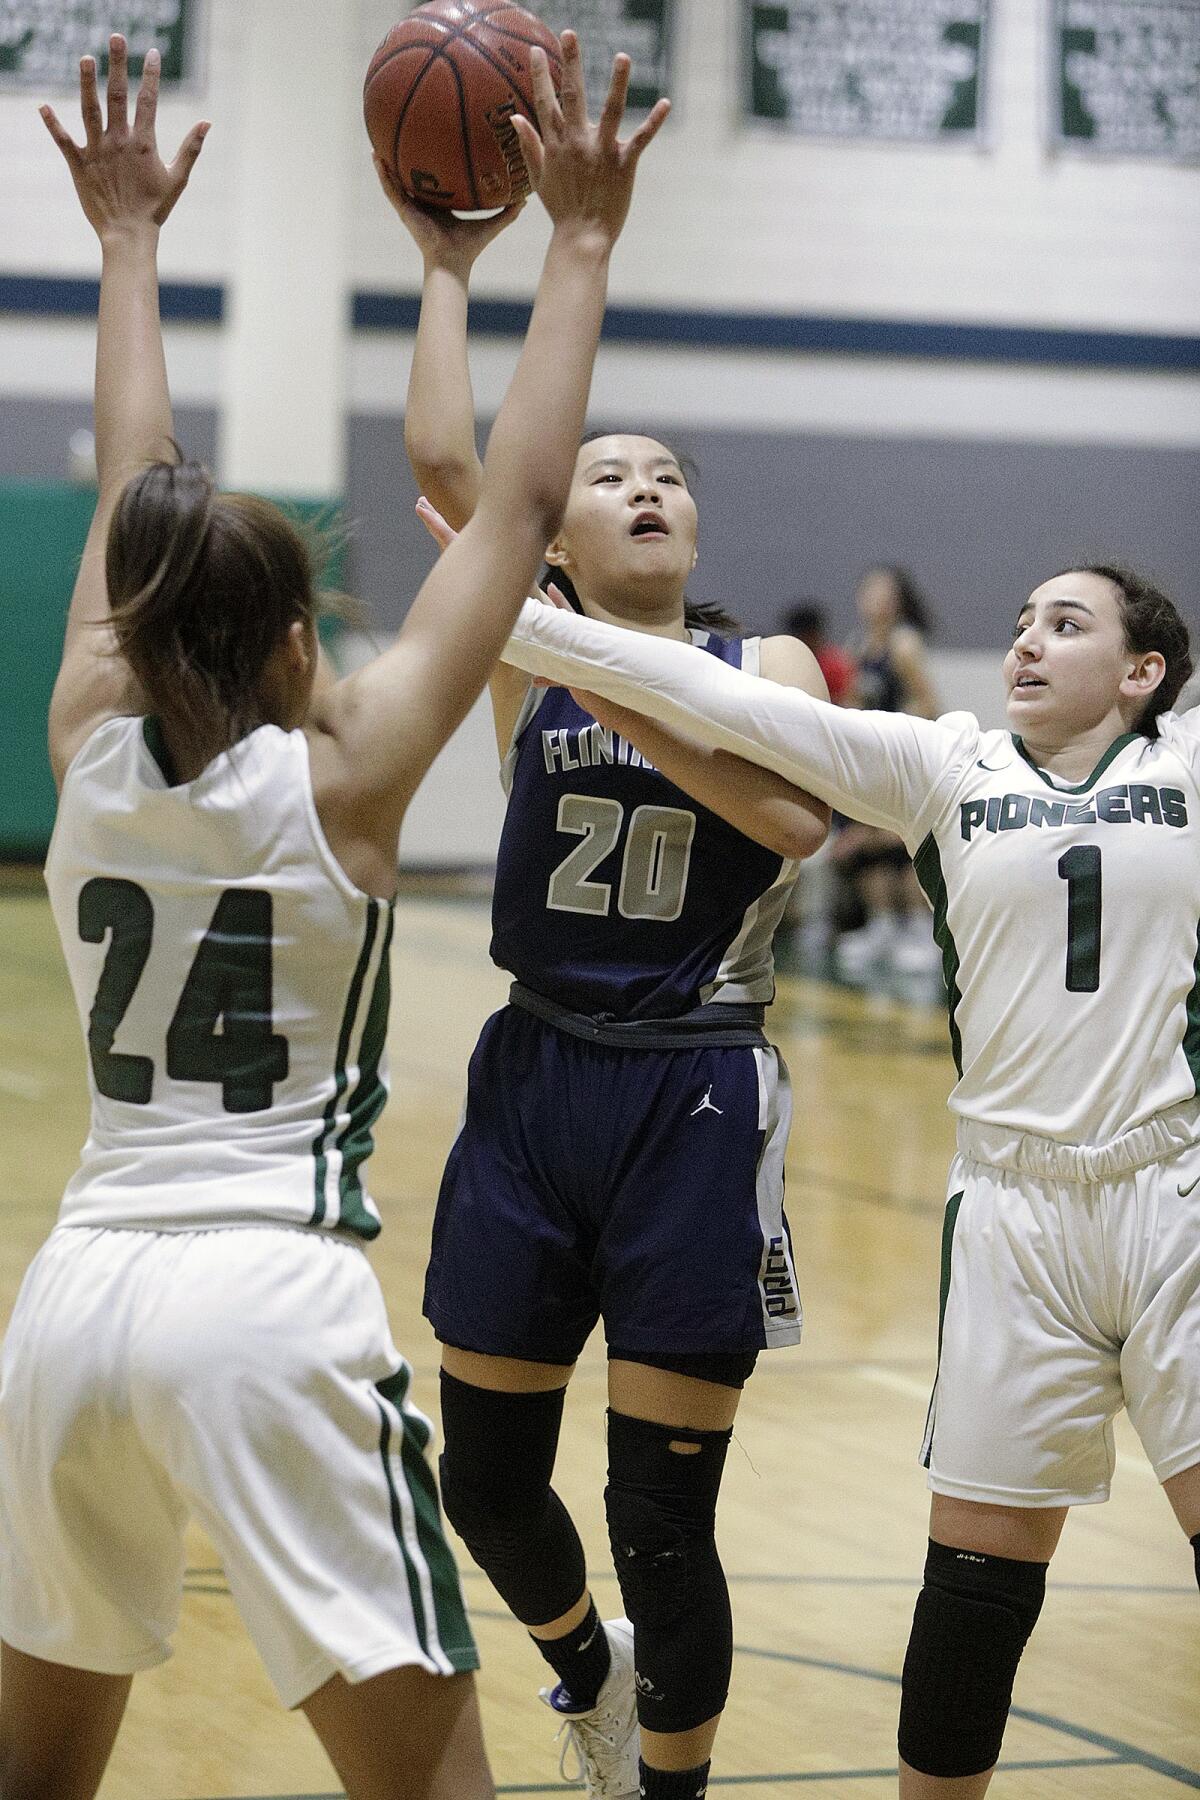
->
[40, 35, 209, 238]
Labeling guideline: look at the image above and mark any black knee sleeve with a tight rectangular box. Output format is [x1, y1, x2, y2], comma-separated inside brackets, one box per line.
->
[605, 1409, 733, 1734]
[1192, 1531, 1199, 1592]
[438, 1372, 586, 1628]
[898, 1538, 1047, 1779]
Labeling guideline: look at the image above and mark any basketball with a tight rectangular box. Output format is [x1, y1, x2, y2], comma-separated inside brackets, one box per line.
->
[364, 2, 563, 212]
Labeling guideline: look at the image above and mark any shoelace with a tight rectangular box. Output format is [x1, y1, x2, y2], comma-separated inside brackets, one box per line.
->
[553, 1708, 631, 1796]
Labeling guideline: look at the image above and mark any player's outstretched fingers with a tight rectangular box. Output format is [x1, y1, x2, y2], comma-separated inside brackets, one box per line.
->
[106, 34, 130, 136]
[134, 46, 161, 139]
[162, 121, 210, 216]
[39, 103, 82, 171]
[78, 54, 103, 147]
[554, 29, 586, 129]
[597, 53, 632, 146]
[625, 96, 672, 165]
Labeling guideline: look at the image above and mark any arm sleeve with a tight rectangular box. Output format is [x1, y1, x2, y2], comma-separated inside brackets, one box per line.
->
[503, 601, 973, 839]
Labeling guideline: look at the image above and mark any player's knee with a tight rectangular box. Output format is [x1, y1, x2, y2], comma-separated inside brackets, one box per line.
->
[898, 1538, 1047, 1779]
[438, 1374, 562, 1545]
[605, 1410, 733, 1730]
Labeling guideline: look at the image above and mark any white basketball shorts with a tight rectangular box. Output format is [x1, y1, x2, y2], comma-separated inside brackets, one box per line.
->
[0, 1224, 477, 1705]
[922, 1125, 1200, 1508]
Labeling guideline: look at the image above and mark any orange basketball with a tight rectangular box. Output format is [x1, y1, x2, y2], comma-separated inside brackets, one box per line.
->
[364, 2, 563, 211]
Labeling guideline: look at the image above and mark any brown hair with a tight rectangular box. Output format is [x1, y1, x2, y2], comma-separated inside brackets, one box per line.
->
[1060, 564, 1193, 737]
[106, 457, 320, 749]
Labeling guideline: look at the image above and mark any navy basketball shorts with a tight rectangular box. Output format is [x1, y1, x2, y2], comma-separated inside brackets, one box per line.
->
[424, 1005, 802, 1364]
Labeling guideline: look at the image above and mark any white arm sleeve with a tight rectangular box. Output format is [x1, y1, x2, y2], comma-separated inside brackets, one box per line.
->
[503, 601, 974, 839]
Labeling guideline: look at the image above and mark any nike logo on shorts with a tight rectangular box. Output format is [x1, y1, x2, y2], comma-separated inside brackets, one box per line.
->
[1178, 1173, 1200, 1197]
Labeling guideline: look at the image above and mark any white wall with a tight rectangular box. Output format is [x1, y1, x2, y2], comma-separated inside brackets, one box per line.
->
[3, 0, 1197, 333]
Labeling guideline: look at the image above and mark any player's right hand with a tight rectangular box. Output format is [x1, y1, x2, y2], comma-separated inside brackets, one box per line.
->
[513, 29, 670, 250]
[40, 35, 209, 239]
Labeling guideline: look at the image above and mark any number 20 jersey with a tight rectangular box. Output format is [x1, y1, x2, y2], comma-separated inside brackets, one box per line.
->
[45, 716, 393, 1239]
[490, 631, 800, 1022]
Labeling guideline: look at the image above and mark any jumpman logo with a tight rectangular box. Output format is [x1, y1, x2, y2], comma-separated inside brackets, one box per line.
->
[691, 1085, 723, 1118]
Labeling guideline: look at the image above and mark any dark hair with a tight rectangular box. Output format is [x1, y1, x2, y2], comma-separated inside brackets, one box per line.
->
[106, 457, 321, 749]
[1058, 563, 1193, 737]
[553, 428, 742, 634]
[782, 601, 828, 641]
[540, 566, 742, 637]
[859, 564, 935, 637]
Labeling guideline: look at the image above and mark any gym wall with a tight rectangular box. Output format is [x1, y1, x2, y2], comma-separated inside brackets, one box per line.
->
[1, 0, 1196, 857]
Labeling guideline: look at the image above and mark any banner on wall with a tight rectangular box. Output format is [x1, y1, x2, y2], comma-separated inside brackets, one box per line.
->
[536, 0, 674, 113]
[1053, 0, 1200, 160]
[744, 1, 991, 143]
[0, 1, 201, 89]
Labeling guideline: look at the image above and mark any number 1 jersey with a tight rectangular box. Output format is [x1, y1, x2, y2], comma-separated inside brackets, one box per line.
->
[45, 716, 393, 1238]
[490, 631, 800, 1022]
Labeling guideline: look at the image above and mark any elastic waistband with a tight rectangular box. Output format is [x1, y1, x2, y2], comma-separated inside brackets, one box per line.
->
[957, 1103, 1200, 1184]
[508, 982, 767, 1051]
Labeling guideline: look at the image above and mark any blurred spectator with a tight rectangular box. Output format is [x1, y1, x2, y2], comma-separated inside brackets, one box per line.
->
[781, 600, 857, 704]
[834, 565, 941, 983]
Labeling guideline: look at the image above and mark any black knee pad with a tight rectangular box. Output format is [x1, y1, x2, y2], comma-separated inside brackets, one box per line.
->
[605, 1409, 733, 1734]
[1191, 1531, 1199, 1592]
[438, 1372, 586, 1627]
[898, 1538, 1047, 1779]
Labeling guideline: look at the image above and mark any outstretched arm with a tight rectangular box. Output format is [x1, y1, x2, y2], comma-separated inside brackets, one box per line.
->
[380, 175, 533, 756]
[41, 36, 208, 785]
[379, 179, 522, 531]
[503, 601, 971, 841]
[314, 37, 670, 860]
[581, 633, 831, 859]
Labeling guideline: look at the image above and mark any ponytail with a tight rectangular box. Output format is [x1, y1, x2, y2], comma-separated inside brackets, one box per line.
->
[106, 456, 319, 749]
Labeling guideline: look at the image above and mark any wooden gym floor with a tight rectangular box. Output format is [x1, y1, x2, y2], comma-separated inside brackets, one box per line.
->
[1, 881, 1197, 1798]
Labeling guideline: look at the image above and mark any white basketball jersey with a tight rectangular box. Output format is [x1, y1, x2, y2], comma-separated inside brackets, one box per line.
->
[501, 602, 1200, 1150]
[45, 716, 393, 1237]
[910, 717, 1200, 1145]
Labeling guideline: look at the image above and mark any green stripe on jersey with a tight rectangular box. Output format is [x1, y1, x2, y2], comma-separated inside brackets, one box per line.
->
[311, 903, 381, 1227]
[374, 1371, 479, 1672]
[1183, 921, 1200, 1092]
[336, 902, 395, 1238]
[922, 1188, 965, 1470]
[913, 833, 963, 1077]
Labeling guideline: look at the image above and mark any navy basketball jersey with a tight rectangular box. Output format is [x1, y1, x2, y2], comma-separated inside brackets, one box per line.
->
[490, 630, 800, 1021]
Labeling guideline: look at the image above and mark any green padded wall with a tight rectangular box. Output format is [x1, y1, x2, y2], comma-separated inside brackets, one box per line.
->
[0, 483, 344, 860]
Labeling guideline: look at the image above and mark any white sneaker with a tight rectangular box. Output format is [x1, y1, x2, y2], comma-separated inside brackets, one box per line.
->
[891, 911, 942, 977]
[539, 1618, 639, 1799]
[834, 912, 898, 978]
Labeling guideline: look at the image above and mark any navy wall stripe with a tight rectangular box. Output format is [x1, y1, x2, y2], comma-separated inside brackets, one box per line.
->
[3, 273, 1198, 371]
[352, 291, 1200, 373]
[0, 274, 224, 322]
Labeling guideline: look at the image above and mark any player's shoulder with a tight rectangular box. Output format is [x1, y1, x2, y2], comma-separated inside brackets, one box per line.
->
[1153, 708, 1200, 762]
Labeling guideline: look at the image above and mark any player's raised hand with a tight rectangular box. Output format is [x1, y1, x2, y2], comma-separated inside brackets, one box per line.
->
[512, 29, 670, 249]
[40, 35, 209, 238]
[374, 156, 524, 273]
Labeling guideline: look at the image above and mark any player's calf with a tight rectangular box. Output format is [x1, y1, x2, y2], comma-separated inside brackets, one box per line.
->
[898, 1539, 1047, 1780]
